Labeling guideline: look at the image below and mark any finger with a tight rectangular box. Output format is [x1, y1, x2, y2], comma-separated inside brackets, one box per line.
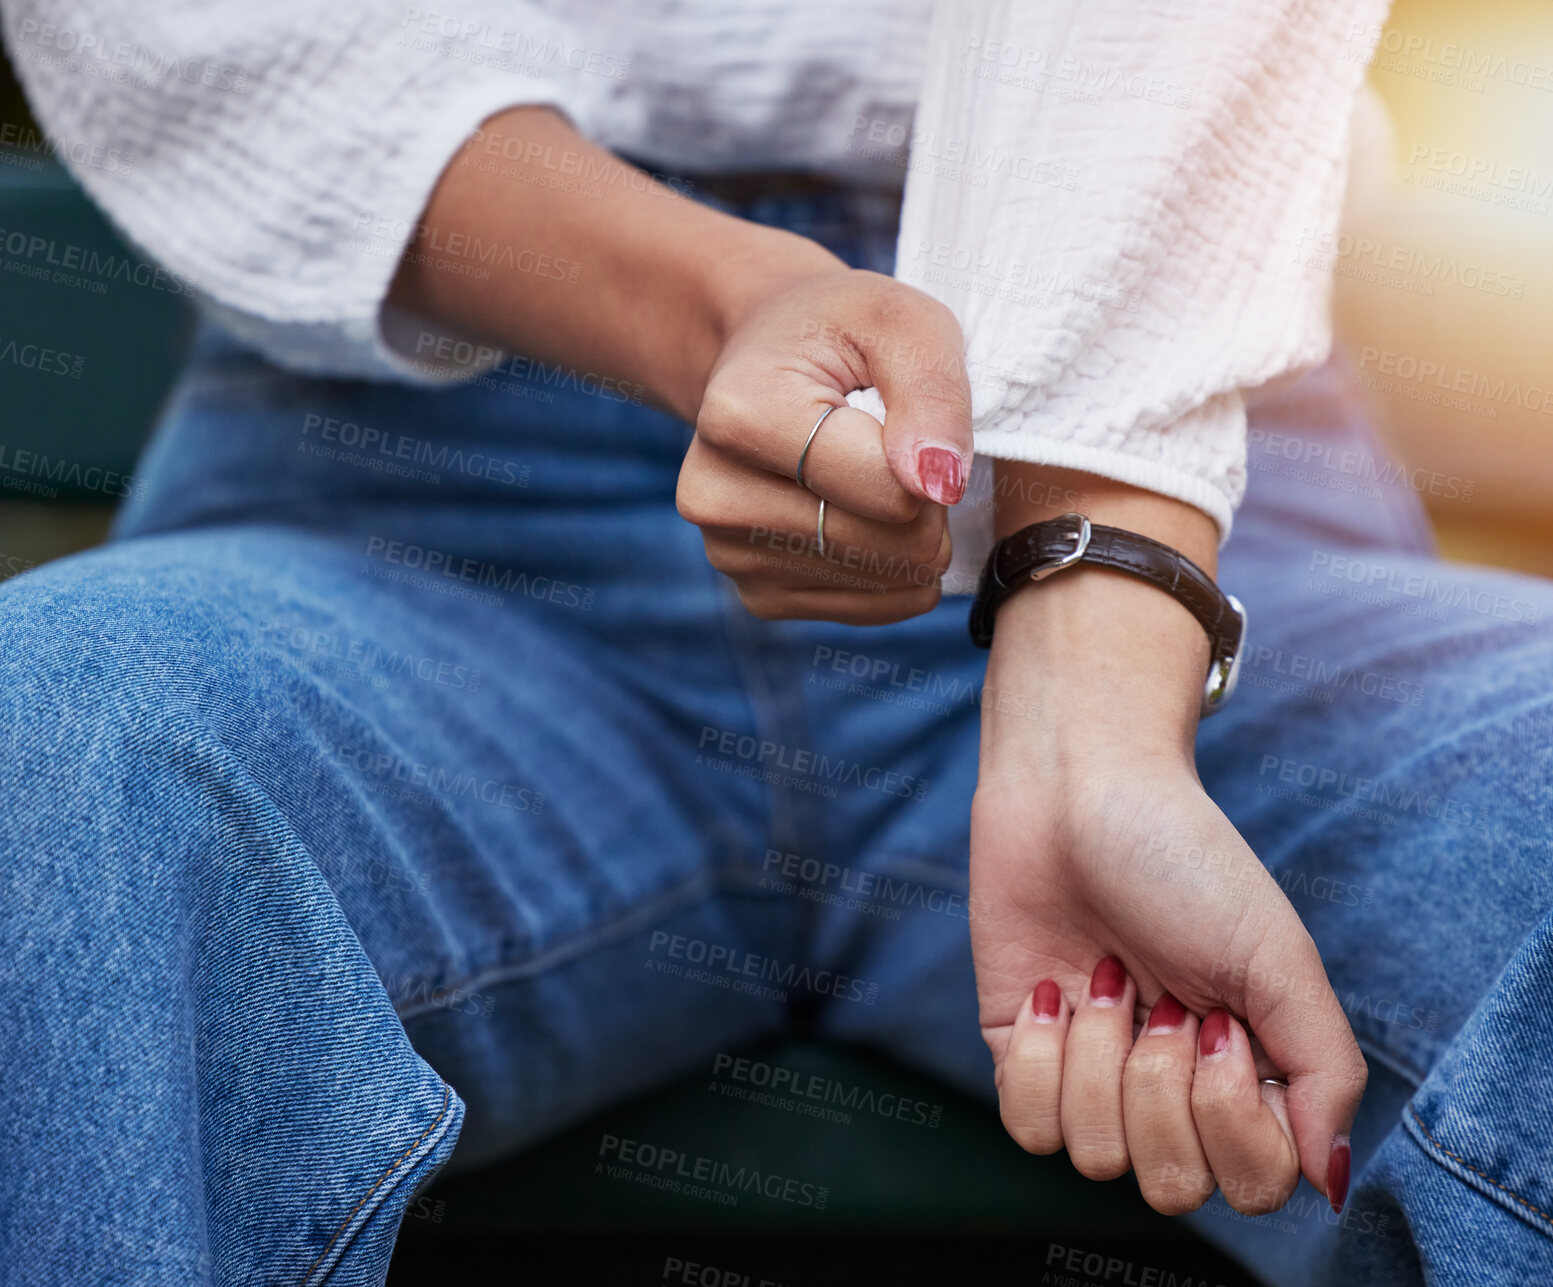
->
[706, 523, 950, 596]
[1061, 956, 1135, 1181]
[998, 980, 1070, 1154]
[695, 383, 924, 524]
[732, 582, 943, 627]
[853, 286, 974, 506]
[1192, 1009, 1301, 1215]
[683, 454, 949, 590]
[1123, 994, 1215, 1214]
[1237, 915, 1368, 1212]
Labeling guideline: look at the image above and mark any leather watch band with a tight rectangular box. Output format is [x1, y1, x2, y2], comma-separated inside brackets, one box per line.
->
[968, 513, 1247, 717]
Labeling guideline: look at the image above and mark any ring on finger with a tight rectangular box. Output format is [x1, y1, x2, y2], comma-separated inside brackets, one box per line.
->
[816, 496, 828, 557]
[796, 404, 840, 491]
[1259, 1078, 1289, 1090]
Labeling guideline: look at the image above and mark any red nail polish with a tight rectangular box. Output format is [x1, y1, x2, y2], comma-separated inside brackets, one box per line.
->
[917, 447, 965, 505]
[1199, 1009, 1231, 1058]
[1328, 1136, 1351, 1214]
[1032, 980, 1062, 1020]
[1147, 993, 1187, 1033]
[1089, 956, 1126, 1003]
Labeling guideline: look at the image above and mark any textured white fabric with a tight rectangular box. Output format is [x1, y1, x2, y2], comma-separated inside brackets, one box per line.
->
[2, 0, 1385, 541]
[0, 2, 624, 380]
[897, 0, 1388, 552]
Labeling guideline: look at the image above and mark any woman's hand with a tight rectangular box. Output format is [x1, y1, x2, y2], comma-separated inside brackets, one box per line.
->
[678, 268, 973, 625]
[973, 465, 1367, 1216]
[389, 106, 973, 625]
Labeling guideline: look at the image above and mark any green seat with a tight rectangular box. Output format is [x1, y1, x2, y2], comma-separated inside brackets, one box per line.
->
[413, 1039, 1184, 1233]
[0, 158, 188, 496]
[391, 1040, 1261, 1283]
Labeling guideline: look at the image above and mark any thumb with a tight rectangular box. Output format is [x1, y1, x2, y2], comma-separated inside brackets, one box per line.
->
[852, 306, 974, 506]
[1239, 918, 1368, 1213]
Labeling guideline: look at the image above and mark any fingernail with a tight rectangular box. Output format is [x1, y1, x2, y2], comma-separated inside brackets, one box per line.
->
[916, 446, 965, 505]
[1089, 956, 1126, 1005]
[1198, 1008, 1232, 1059]
[1328, 1135, 1352, 1214]
[1032, 980, 1062, 1022]
[1147, 993, 1188, 1034]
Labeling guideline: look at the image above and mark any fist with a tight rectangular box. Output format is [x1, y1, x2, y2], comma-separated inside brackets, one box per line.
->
[678, 268, 974, 625]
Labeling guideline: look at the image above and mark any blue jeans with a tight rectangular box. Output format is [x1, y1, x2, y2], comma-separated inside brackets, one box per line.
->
[2, 185, 1551, 1287]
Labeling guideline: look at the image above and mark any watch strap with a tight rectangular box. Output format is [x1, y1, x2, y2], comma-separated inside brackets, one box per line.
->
[968, 513, 1247, 716]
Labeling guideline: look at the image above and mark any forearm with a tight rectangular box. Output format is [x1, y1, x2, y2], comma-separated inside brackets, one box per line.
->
[980, 462, 1219, 781]
[388, 106, 843, 422]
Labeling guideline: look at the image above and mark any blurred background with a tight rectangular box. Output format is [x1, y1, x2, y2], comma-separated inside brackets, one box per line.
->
[1335, 0, 1553, 574]
[2, 2, 1551, 1282]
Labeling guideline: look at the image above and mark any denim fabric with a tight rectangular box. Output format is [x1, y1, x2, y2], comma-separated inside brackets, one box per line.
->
[2, 185, 1551, 1285]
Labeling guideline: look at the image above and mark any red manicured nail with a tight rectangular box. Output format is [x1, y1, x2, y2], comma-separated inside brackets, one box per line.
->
[1328, 1136, 1352, 1214]
[1199, 1009, 1232, 1058]
[917, 447, 965, 505]
[1089, 956, 1126, 1004]
[1032, 980, 1062, 1021]
[1147, 993, 1188, 1033]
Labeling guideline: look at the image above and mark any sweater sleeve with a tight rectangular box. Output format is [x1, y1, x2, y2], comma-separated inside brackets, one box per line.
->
[0, 1, 627, 381]
[897, 0, 1389, 544]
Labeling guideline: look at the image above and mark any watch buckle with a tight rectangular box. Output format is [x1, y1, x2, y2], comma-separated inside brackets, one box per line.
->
[1028, 513, 1092, 583]
[1201, 594, 1247, 718]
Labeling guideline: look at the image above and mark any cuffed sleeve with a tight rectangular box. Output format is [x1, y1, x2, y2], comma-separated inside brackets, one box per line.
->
[1, 2, 627, 380]
[899, 0, 1390, 543]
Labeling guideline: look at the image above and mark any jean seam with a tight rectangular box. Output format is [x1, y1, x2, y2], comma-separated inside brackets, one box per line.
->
[391, 866, 783, 1022]
[1405, 1105, 1553, 1235]
[300, 1084, 453, 1285]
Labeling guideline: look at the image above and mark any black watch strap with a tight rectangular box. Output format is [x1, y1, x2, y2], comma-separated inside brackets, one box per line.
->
[968, 513, 1248, 717]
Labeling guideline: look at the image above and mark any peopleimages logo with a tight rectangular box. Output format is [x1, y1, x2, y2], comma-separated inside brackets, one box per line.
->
[711, 1052, 943, 1128]
[0, 229, 191, 294]
[0, 122, 135, 174]
[597, 1134, 829, 1209]
[0, 445, 139, 502]
[848, 116, 1079, 190]
[760, 848, 981, 923]
[259, 619, 484, 692]
[1258, 755, 1485, 830]
[1045, 1242, 1230, 1287]
[13, 19, 250, 92]
[1293, 226, 1525, 299]
[334, 742, 545, 815]
[1348, 22, 1553, 94]
[302, 413, 530, 485]
[362, 535, 595, 610]
[1357, 347, 1553, 415]
[1245, 644, 1423, 707]
[411, 332, 646, 402]
[1249, 428, 1474, 504]
[696, 726, 927, 800]
[648, 931, 879, 1006]
[401, 7, 631, 81]
[1308, 550, 1539, 623]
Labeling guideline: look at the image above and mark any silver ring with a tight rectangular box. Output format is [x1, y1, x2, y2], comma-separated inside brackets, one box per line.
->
[816, 497, 828, 556]
[1259, 1078, 1290, 1091]
[796, 404, 840, 491]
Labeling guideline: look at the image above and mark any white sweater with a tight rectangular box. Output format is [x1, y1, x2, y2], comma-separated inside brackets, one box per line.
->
[2, 0, 1386, 549]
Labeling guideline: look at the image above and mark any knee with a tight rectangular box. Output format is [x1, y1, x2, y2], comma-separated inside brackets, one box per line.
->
[0, 554, 246, 877]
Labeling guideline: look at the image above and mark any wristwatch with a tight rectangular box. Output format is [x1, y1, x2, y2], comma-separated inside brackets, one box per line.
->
[968, 512, 1247, 717]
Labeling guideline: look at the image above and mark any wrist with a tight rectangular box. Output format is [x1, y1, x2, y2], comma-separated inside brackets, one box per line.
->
[686, 228, 848, 410]
[703, 228, 847, 343]
[979, 465, 1224, 783]
[981, 573, 1207, 773]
